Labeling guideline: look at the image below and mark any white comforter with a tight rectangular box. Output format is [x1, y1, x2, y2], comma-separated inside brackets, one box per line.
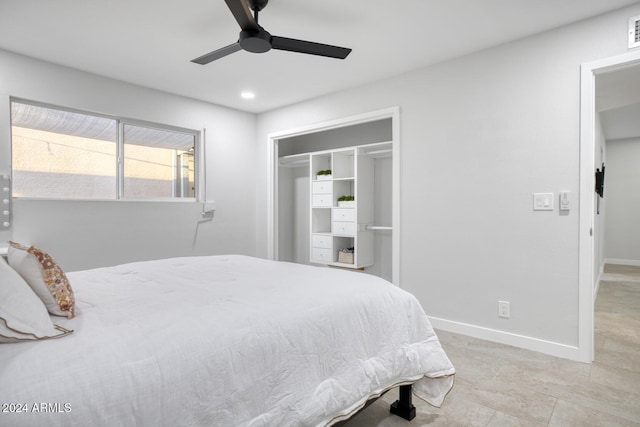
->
[0, 255, 454, 426]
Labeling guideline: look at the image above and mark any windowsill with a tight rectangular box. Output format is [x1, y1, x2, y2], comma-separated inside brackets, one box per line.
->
[12, 197, 199, 203]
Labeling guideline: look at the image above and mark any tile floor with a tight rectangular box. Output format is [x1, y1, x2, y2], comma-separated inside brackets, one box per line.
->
[344, 264, 640, 426]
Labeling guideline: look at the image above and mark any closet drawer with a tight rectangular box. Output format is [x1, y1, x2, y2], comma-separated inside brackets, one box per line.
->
[311, 248, 333, 263]
[312, 181, 332, 194]
[332, 208, 355, 222]
[333, 221, 355, 236]
[312, 194, 332, 207]
[312, 234, 332, 249]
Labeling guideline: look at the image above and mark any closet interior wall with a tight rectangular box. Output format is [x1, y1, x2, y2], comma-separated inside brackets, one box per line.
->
[277, 119, 393, 282]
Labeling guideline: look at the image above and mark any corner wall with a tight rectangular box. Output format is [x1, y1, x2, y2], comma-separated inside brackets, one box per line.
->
[0, 49, 258, 271]
[256, 4, 640, 358]
[604, 137, 640, 265]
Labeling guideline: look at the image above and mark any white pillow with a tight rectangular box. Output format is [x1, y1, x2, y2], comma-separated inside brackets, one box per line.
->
[8, 242, 75, 318]
[0, 257, 72, 343]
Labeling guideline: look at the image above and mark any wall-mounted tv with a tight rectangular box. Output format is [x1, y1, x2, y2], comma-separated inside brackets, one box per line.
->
[595, 163, 605, 198]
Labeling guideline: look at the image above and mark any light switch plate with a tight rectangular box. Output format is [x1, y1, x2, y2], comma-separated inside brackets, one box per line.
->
[559, 191, 571, 211]
[533, 193, 554, 211]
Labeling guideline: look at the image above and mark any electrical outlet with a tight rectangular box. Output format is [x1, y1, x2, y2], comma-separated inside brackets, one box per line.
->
[498, 301, 510, 318]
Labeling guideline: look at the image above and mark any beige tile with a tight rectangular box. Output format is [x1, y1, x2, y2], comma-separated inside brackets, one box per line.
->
[344, 264, 640, 426]
[452, 377, 557, 424]
[603, 335, 640, 355]
[441, 347, 503, 382]
[594, 341, 640, 372]
[594, 332, 607, 350]
[487, 411, 546, 427]
[539, 380, 640, 424]
[548, 399, 640, 427]
[492, 359, 591, 390]
[603, 264, 640, 277]
[595, 313, 640, 343]
[413, 392, 496, 427]
[589, 364, 640, 396]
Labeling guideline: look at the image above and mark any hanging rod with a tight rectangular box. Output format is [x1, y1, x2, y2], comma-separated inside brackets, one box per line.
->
[366, 225, 392, 231]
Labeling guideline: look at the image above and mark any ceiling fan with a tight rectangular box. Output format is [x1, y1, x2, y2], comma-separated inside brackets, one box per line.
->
[191, 0, 352, 65]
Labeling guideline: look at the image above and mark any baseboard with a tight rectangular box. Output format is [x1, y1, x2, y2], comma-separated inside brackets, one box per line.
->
[604, 258, 640, 267]
[428, 317, 582, 362]
[594, 261, 605, 300]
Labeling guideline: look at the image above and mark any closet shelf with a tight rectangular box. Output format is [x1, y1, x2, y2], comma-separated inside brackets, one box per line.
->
[310, 147, 374, 269]
[279, 153, 310, 168]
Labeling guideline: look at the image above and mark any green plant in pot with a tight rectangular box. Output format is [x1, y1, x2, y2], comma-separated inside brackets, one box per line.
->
[316, 169, 332, 180]
[337, 195, 355, 206]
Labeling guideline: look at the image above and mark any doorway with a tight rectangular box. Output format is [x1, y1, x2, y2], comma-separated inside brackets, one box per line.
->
[580, 50, 640, 363]
[596, 64, 640, 267]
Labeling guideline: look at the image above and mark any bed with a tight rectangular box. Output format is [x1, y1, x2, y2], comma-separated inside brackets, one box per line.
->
[0, 253, 454, 426]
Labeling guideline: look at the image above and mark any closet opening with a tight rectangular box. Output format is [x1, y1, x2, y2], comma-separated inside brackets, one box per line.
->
[267, 107, 400, 284]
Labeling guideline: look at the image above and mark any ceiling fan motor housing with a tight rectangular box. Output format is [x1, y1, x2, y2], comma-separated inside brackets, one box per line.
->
[240, 29, 272, 53]
[248, 0, 269, 12]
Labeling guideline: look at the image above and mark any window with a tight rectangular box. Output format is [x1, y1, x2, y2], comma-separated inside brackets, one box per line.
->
[122, 124, 195, 198]
[11, 102, 117, 199]
[11, 101, 198, 200]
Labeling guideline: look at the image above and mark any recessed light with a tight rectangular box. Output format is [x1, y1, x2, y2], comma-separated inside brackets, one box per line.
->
[241, 91, 255, 99]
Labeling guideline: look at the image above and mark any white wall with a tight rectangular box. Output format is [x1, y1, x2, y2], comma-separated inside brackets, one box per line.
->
[256, 4, 640, 356]
[278, 119, 392, 156]
[0, 49, 257, 271]
[278, 165, 310, 265]
[370, 156, 393, 282]
[604, 138, 640, 264]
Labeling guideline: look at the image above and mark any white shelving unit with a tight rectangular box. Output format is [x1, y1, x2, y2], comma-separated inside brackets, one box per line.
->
[309, 143, 387, 269]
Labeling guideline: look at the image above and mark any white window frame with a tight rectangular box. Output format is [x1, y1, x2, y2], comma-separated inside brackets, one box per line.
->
[10, 98, 202, 202]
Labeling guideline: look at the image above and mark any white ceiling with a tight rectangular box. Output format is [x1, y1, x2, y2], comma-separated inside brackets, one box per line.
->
[0, 0, 639, 113]
[600, 102, 640, 140]
[597, 63, 640, 140]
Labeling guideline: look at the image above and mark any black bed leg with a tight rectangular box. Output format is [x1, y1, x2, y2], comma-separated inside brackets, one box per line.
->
[389, 384, 416, 421]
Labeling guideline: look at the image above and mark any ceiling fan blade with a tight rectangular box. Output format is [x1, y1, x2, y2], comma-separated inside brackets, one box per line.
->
[271, 36, 351, 59]
[191, 42, 242, 65]
[224, 0, 259, 31]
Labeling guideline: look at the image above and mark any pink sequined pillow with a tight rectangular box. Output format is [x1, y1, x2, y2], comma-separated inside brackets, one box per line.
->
[8, 242, 75, 319]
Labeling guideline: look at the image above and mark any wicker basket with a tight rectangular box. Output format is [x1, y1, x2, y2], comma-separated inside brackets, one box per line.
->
[338, 251, 354, 264]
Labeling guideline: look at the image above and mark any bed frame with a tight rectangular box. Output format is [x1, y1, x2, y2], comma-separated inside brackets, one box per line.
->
[390, 384, 417, 420]
[334, 384, 416, 425]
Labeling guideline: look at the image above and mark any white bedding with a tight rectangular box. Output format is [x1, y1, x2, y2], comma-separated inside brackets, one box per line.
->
[0, 255, 454, 426]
